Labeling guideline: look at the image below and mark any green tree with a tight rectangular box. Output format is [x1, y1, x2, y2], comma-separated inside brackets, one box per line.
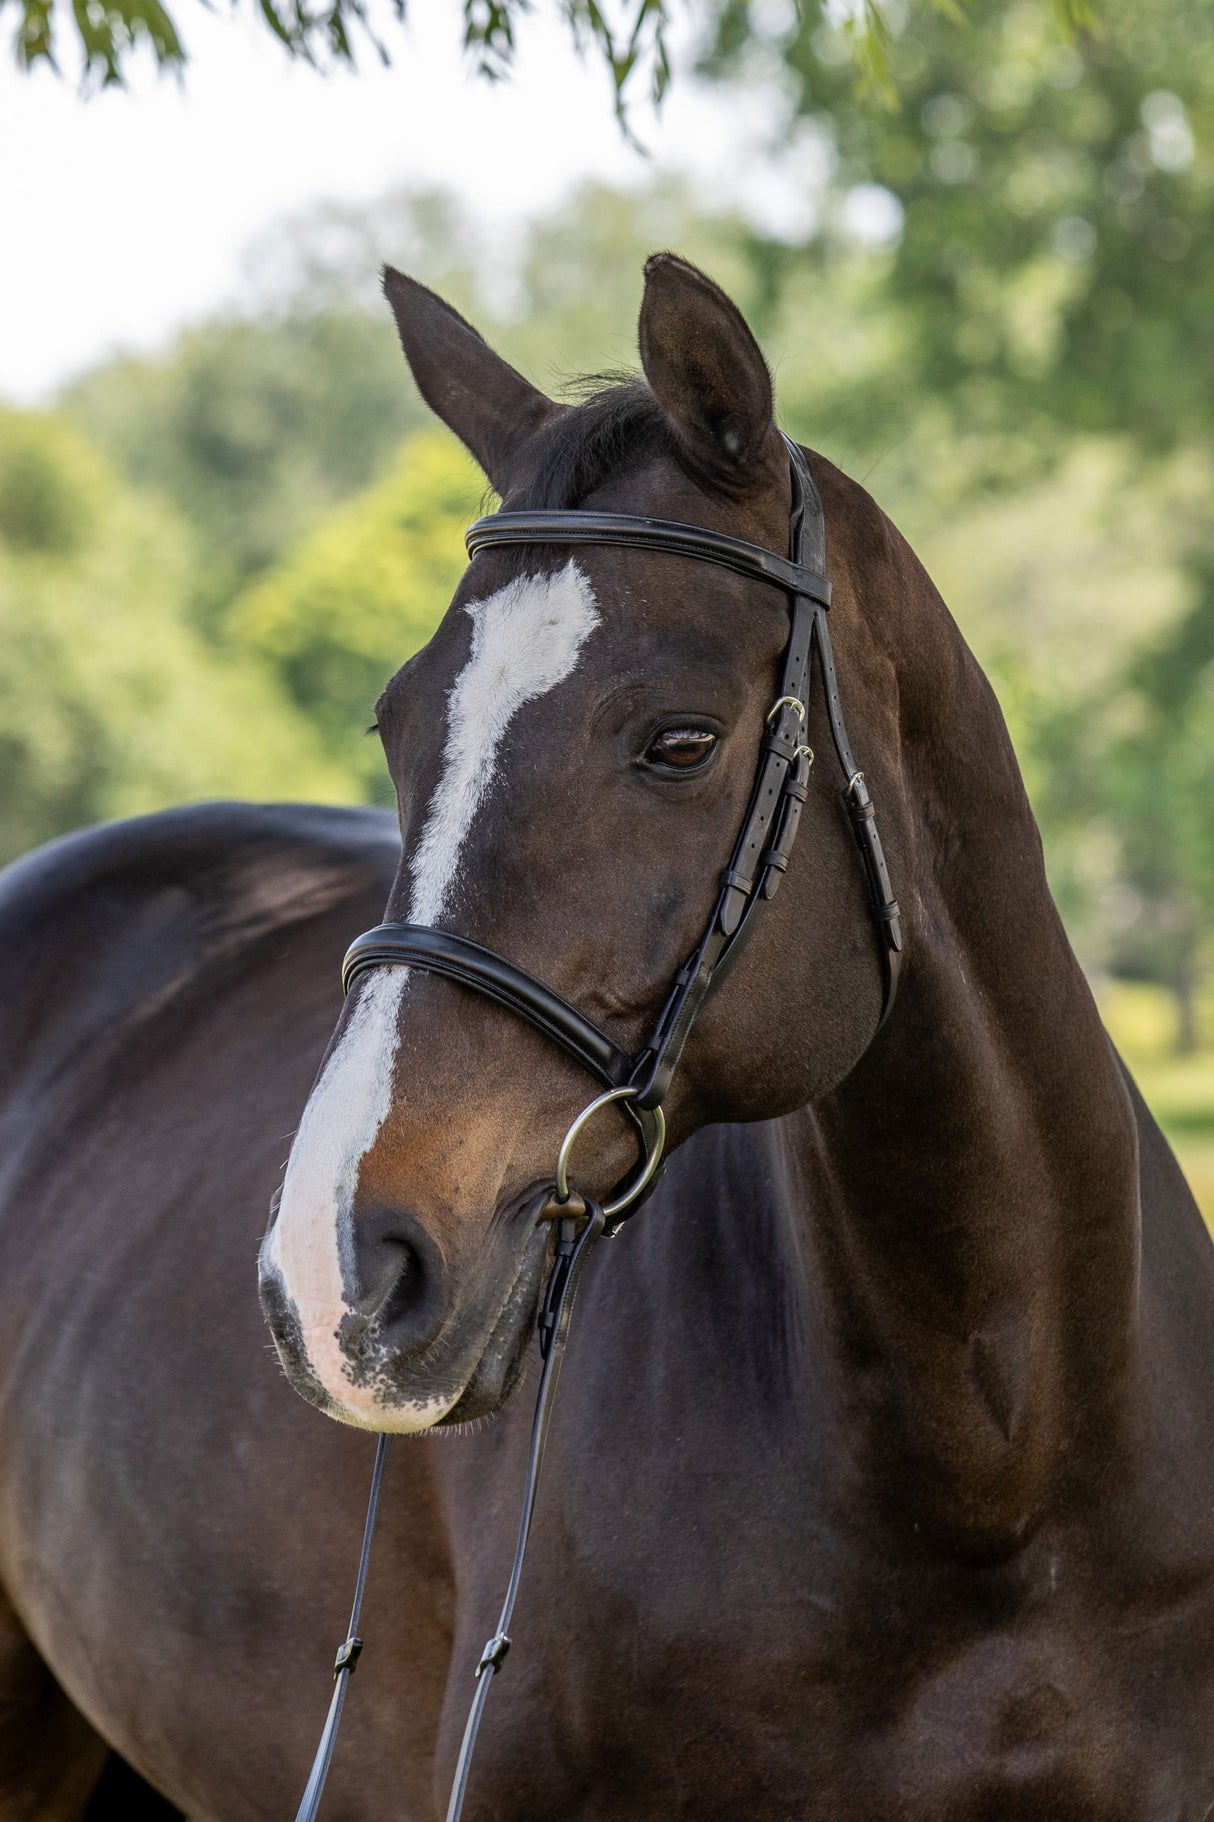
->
[1097, 575, 1214, 1050]
[706, 0, 1214, 1039]
[227, 427, 482, 799]
[0, 405, 351, 864]
[6, 0, 1091, 135]
[711, 0, 1214, 451]
[907, 440, 1206, 955]
[5, 0, 672, 116]
[64, 304, 424, 625]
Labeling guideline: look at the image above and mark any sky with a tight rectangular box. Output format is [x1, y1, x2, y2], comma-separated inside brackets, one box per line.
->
[0, 5, 815, 402]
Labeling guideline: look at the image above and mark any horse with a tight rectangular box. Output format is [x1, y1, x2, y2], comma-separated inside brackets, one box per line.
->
[1, 253, 1212, 1821]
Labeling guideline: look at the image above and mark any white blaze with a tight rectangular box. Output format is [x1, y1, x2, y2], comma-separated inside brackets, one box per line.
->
[261, 970, 431, 1428]
[410, 562, 601, 925]
[265, 562, 601, 1425]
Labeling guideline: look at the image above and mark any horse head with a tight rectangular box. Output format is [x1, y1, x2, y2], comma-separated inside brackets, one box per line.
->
[258, 254, 905, 1430]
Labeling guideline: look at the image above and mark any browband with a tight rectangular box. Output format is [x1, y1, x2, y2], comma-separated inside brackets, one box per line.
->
[466, 510, 832, 606]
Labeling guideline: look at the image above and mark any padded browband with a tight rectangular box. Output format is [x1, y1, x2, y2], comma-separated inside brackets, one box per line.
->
[342, 925, 633, 1090]
[466, 510, 832, 607]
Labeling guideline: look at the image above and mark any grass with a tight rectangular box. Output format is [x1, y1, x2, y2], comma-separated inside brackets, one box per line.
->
[1097, 980, 1214, 1232]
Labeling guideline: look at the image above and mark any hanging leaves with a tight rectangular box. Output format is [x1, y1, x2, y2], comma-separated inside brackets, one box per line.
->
[4, 0, 1094, 118]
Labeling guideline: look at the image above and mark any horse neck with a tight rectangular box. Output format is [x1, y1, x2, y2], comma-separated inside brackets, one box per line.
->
[787, 522, 1141, 1559]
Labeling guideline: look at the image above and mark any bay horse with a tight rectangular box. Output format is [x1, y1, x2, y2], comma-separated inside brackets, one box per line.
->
[1, 255, 1212, 1821]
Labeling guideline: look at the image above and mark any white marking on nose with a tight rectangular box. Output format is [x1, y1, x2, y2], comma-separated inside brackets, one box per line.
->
[410, 560, 601, 925]
[266, 562, 600, 1427]
[262, 970, 455, 1429]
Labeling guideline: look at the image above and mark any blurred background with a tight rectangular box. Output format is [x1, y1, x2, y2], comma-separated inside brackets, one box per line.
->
[2, 0, 1211, 1218]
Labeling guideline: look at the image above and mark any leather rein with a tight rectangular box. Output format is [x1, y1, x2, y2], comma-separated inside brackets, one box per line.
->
[293, 434, 902, 1821]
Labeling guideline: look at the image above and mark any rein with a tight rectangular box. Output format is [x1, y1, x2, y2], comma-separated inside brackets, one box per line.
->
[292, 435, 902, 1819]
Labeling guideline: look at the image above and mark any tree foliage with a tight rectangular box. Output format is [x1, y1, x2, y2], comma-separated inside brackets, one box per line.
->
[6, 0, 671, 96]
[702, 0, 1214, 1032]
[1098, 575, 1214, 1048]
[65, 304, 424, 626]
[227, 428, 483, 798]
[709, 0, 1213, 450]
[9, 0, 1085, 123]
[0, 405, 352, 864]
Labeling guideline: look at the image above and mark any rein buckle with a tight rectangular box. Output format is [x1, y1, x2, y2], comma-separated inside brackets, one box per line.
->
[475, 1633, 511, 1679]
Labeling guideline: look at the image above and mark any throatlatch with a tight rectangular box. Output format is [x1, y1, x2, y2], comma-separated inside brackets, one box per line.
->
[294, 436, 902, 1822]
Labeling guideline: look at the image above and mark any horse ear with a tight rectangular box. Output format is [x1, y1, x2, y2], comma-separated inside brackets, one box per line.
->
[638, 253, 780, 483]
[382, 267, 555, 490]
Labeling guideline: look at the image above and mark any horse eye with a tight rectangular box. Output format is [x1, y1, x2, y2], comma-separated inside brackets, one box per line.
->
[645, 726, 718, 771]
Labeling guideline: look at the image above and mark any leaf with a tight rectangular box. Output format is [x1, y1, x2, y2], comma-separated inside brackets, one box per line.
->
[256, 0, 299, 52]
[13, 0, 58, 69]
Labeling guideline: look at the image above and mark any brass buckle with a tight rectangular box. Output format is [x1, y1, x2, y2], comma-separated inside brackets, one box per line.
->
[766, 694, 806, 727]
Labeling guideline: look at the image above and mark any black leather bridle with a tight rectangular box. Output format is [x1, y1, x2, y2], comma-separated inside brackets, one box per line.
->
[342, 434, 901, 1219]
[293, 434, 902, 1822]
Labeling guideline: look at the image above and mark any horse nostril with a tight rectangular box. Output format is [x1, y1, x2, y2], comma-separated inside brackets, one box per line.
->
[347, 1204, 445, 1349]
[374, 1235, 426, 1330]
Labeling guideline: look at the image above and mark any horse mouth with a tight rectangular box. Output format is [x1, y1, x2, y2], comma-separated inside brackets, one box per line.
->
[433, 1205, 554, 1426]
[259, 1187, 561, 1431]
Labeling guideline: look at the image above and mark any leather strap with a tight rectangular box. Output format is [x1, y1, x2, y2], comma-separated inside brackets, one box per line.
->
[341, 926, 664, 1180]
[293, 1433, 387, 1822]
[467, 509, 831, 606]
[627, 440, 824, 1106]
[443, 1203, 606, 1822]
[293, 1204, 605, 1822]
[343, 925, 634, 1090]
[812, 608, 903, 1026]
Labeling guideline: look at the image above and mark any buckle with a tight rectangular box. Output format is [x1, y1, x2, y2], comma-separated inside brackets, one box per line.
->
[475, 1633, 511, 1678]
[765, 694, 806, 727]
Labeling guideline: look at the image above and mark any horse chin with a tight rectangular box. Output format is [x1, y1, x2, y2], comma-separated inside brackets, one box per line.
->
[435, 1218, 552, 1427]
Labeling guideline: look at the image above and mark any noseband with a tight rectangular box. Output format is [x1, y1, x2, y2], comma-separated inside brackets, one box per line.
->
[295, 435, 903, 1822]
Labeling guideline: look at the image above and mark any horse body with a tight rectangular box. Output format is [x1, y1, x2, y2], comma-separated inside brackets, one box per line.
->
[1, 255, 1213, 1820]
[2, 803, 1212, 1819]
[0, 806, 447, 1818]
